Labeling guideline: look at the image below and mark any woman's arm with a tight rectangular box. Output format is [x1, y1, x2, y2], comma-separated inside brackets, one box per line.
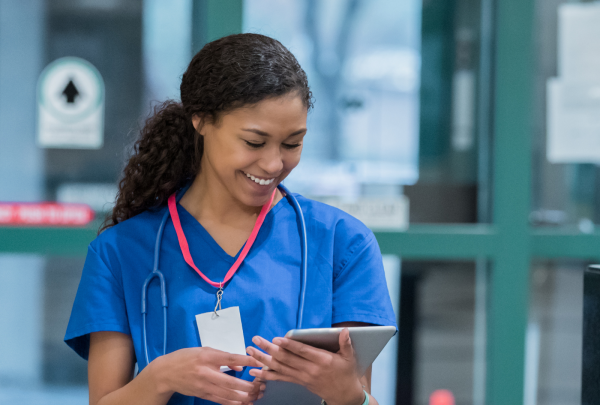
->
[89, 331, 170, 405]
[89, 331, 263, 405]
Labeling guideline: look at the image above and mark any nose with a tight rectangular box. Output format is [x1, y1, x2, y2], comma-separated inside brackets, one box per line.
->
[258, 145, 284, 175]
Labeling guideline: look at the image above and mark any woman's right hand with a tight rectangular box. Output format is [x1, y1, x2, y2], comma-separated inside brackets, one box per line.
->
[150, 347, 265, 405]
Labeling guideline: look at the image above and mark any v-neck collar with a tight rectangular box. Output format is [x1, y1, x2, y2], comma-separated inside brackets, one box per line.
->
[175, 196, 289, 262]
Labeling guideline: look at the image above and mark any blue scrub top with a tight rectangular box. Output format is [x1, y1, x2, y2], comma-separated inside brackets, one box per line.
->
[65, 193, 397, 405]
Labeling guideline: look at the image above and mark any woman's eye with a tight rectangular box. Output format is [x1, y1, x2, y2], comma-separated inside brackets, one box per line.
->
[245, 141, 264, 148]
[283, 143, 301, 149]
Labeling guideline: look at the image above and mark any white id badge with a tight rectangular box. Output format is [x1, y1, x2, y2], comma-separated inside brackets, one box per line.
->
[195, 306, 247, 372]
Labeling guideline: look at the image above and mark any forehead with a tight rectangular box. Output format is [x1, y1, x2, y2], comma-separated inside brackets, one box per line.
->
[222, 94, 307, 132]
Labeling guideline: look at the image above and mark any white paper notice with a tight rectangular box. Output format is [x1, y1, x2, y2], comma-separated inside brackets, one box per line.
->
[196, 306, 247, 372]
[559, 3, 600, 81]
[547, 78, 600, 163]
[547, 3, 600, 164]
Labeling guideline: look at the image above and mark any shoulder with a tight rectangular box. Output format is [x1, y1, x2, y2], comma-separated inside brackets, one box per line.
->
[90, 207, 166, 266]
[291, 193, 375, 252]
[293, 194, 372, 234]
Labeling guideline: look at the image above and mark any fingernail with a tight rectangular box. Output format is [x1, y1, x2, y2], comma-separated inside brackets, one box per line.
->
[273, 337, 282, 345]
[260, 384, 266, 391]
[252, 336, 260, 344]
[259, 392, 264, 399]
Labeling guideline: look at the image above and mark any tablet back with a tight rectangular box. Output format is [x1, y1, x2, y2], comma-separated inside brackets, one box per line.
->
[255, 325, 396, 405]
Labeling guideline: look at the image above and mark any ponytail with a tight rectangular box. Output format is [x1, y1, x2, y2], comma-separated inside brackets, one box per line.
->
[100, 101, 202, 233]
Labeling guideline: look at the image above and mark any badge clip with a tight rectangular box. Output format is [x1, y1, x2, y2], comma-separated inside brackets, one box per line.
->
[214, 283, 223, 316]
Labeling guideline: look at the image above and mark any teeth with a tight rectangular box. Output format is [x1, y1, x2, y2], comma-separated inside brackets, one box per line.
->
[245, 172, 275, 186]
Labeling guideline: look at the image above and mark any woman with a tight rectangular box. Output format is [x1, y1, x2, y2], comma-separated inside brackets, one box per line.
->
[65, 33, 396, 405]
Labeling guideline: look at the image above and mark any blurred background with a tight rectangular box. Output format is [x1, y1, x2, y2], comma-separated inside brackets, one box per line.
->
[1, 0, 600, 404]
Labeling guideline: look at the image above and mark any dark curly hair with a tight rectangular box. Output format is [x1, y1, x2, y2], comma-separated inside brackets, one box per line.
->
[100, 33, 312, 233]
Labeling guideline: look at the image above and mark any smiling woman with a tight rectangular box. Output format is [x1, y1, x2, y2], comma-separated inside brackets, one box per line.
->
[64, 33, 396, 405]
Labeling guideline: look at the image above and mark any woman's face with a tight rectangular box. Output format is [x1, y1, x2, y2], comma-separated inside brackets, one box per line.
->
[193, 93, 308, 207]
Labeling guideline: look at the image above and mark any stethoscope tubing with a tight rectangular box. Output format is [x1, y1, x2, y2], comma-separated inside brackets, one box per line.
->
[142, 208, 170, 366]
[141, 184, 308, 367]
[278, 184, 307, 330]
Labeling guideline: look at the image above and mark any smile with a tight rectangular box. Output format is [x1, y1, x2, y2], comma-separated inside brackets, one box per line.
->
[244, 172, 276, 186]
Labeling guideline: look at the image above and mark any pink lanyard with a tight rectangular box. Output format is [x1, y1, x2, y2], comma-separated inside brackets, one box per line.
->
[167, 189, 277, 290]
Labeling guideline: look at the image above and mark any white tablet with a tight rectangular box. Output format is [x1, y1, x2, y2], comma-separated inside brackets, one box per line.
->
[255, 325, 396, 405]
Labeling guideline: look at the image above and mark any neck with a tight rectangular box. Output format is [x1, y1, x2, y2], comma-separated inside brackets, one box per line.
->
[180, 177, 256, 226]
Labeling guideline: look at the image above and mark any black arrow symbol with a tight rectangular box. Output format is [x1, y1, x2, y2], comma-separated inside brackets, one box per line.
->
[62, 79, 80, 104]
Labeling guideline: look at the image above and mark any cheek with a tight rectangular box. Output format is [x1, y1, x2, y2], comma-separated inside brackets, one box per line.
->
[208, 137, 252, 172]
[282, 149, 302, 173]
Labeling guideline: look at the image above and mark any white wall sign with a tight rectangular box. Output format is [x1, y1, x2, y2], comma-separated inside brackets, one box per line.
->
[558, 3, 600, 81]
[320, 196, 410, 231]
[547, 78, 600, 163]
[547, 3, 600, 163]
[37, 57, 104, 149]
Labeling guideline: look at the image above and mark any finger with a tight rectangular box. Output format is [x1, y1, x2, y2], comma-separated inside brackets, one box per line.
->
[251, 374, 266, 383]
[250, 344, 304, 377]
[210, 350, 263, 369]
[229, 365, 244, 372]
[252, 336, 309, 366]
[245, 380, 265, 402]
[246, 345, 272, 365]
[338, 328, 354, 358]
[254, 389, 265, 401]
[265, 341, 313, 371]
[249, 367, 298, 384]
[242, 388, 264, 405]
[208, 370, 259, 393]
[247, 346, 299, 377]
[253, 337, 324, 379]
[272, 336, 331, 363]
[241, 381, 260, 404]
[204, 393, 246, 405]
[206, 382, 259, 404]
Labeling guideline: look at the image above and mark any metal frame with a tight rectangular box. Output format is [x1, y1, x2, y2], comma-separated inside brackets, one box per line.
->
[0, 0, 597, 404]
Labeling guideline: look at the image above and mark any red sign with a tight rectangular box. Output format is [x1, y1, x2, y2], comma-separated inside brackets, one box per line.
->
[0, 202, 95, 226]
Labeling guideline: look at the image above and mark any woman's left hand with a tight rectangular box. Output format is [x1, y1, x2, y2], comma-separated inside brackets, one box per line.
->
[246, 328, 365, 405]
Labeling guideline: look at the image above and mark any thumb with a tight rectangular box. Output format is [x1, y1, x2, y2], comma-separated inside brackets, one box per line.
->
[338, 328, 354, 358]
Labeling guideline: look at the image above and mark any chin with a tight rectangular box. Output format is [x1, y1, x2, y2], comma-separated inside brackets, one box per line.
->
[236, 189, 273, 208]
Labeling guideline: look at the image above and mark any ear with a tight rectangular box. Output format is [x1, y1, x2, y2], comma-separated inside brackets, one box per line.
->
[191, 114, 203, 133]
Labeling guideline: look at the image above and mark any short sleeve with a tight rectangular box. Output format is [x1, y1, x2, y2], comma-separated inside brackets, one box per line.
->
[332, 232, 397, 327]
[64, 244, 130, 360]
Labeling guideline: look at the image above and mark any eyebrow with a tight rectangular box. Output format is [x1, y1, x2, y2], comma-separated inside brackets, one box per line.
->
[241, 128, 307, 137]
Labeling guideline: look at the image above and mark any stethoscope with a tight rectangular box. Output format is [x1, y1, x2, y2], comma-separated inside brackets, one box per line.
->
[141, 183, 308, 367]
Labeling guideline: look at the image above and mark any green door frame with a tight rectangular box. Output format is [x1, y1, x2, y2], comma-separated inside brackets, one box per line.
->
[1, 0, 597, 403]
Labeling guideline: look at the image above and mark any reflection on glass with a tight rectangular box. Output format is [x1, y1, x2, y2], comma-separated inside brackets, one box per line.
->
[244, 0, 421, 198]
[532, 0, 600, 228]
[412, 262, 476, 405]
[527, 260, 584, 405]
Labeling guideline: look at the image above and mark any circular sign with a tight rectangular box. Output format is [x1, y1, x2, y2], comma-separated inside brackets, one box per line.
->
[38, 57, 104, 123]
